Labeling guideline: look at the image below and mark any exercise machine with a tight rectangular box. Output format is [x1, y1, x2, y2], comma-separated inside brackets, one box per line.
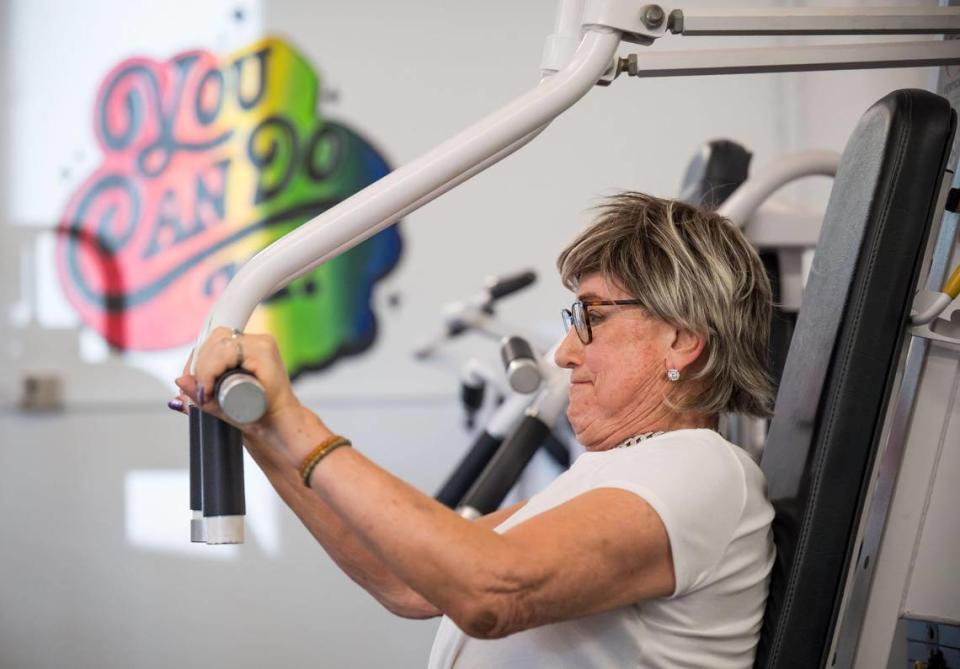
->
[412, 270, 572, 510]
[185, 4, 960, 666]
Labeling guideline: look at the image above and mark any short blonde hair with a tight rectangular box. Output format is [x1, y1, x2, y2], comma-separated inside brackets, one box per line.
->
[557, 192, 773, 418]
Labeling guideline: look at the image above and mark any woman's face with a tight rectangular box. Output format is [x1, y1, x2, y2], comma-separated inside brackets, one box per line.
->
[555, 273, 679, 450]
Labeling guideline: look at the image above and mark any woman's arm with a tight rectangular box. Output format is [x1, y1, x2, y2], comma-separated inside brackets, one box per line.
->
[243, 420, 440, 619]
[176, 377, 521, 619]
[183, 328, 674, 639]
[241, 407, 525, 619]
[174, 358, 437, 619]
[302, 436, 675, 640]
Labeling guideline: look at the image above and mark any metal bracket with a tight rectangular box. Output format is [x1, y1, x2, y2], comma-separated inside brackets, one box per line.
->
[18, 373, 64, 412]
[829, 151, 960, 668]
[582, 1, 671, 44]
[583, 3, 960, 41]
[947, 188, 960, 214]
[675, 6, 960, 36]
[622, 40, 960, 78]
[910, 299, 960, 350]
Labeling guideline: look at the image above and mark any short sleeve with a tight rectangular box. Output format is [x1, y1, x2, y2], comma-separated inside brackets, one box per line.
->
[586, 432, 747, 596]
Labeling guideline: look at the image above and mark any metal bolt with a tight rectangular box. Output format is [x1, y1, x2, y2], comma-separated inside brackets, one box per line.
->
[642, 5, 665, 29]
[615, 57, 630, 78]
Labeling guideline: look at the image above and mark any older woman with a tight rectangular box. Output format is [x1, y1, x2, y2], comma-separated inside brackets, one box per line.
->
[173, 191, 775, 668]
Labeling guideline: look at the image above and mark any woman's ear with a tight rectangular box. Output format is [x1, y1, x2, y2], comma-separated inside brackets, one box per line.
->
[668, 328, 706, 373]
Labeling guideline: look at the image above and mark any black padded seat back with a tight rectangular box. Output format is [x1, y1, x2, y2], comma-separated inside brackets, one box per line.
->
[678, 140, 798, 394]
[755, 89, 956, 669]
[678, 138, 753, 209]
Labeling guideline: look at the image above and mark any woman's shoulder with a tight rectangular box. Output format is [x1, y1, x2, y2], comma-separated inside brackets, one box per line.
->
[594, 429, 746, 473]
[568, 429, 772, 513]
[577, 429, 770, 596]
[583, 429, 769, 521]
[654, 429, 769, 500]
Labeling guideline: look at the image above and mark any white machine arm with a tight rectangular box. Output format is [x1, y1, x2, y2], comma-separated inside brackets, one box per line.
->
[205, 3, 960, 341]
[672, 6, 960, 36]
[718, 151, 840, 227]
[192, 2, 960, 546]
[582, 4, 959, 40]
[203, 28, 620, 335]
[620, 41, 960, 79]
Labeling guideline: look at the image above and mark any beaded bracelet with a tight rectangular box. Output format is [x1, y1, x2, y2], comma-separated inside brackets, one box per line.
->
[300, 435, 352, 488]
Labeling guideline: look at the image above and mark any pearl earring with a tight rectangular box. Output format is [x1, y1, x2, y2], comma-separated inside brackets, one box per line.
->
[666, 368, 680, 382]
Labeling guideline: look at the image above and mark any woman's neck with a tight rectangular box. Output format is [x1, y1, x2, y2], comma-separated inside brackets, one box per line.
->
[582, 410, 718, 452]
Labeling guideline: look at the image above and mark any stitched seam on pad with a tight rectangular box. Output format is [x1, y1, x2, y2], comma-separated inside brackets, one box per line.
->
[769, 92, 912, 665]
[772, 95, 910, 662]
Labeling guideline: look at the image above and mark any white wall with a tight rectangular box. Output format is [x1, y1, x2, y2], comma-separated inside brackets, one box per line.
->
[0, 1, 941, 667]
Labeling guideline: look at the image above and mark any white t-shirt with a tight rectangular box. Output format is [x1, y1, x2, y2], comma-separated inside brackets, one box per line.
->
[427, 429, 775, 669]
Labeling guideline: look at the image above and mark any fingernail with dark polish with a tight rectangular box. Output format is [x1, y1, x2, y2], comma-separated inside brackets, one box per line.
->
[197, 384, 205, 405]
[168, 398, 184, 411]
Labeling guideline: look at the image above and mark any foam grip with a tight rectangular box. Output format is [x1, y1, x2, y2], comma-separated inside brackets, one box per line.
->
[199, 411, 246, 518]
[459, 415, 550, 515]
[488, 270, 536, 300]
[189, 405, 202, 512]
[678, 139, 752, 210]
[460, 382, 486, 412]
[435, 431, 503, 509]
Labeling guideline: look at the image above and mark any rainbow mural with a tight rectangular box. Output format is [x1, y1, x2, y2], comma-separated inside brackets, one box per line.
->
[56, 37, 402, 377]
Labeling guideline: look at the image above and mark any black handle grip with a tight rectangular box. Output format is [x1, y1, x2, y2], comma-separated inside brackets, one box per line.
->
[460, 381, 486, 413]
[460, 381, 487, 430]
[488, 270, 536, 301]
[678, 139, 752, 210]
[542, 433, 571, 469]
[459, 415, 550, 515]
[189, 405, 202, 512]
[435, 431, 503, 508]
[199, 411, 246, 518]
[500, 336, 535, 366]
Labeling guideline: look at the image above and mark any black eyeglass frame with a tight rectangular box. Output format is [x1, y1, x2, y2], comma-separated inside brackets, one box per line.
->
[561, 299, 646, 344]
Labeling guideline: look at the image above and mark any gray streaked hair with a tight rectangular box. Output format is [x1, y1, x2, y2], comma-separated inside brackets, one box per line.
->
[557, 191, 774, 418]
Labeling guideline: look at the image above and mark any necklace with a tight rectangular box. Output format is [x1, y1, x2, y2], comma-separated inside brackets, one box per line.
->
[614, 431, 666, 449]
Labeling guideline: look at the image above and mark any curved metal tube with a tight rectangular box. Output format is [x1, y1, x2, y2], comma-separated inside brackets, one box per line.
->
[911, 292, 953, 326]
[718, 150, 840, 226]
[190, 26, 618, 545]
[268, 124, 549, 294]
[201, 28, 620, 337]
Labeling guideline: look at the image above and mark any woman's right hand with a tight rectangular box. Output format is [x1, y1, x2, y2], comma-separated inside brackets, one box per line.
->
[172, 327, 306, 442]
[169, 328, 335, 473]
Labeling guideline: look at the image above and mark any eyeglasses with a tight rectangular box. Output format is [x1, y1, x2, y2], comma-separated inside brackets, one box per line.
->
[561, 300, 645, 344]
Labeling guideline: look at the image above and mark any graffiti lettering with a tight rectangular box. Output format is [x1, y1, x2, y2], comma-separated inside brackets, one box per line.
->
[233, 47, 269, 111]
[63, 173, 139, 308]
[204, 262, 238, 298]
[138, 159, 228, 259]
[96, 47, 275, 179]
[195, 158, 229, 229]
[248, 116, 298, 205]
[57, 37, 402, 374]
[304, 124, 343, 182]
[195, 67, 225, 126]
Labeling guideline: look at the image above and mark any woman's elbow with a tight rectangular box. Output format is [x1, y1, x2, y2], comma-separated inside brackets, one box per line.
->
[449, 595, 526, 640]
[449, 557, 539, 639]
